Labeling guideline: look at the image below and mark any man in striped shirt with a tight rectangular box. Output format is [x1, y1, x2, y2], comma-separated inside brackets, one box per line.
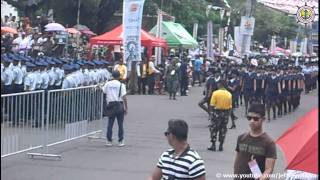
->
[149, 119, 206, 180]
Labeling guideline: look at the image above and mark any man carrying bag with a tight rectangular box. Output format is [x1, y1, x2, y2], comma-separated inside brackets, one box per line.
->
[102, 70, 128, 147]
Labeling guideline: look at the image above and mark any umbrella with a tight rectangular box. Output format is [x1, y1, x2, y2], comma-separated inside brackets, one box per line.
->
[292, 52, 302, 57]
[1, 26, 18, 34]
[81, 30, 96, 36]
[276, 108, 318, 174]
[45, 23, 66, 31]
[66, 28, 81, 34]
[73, 24, 90, 31]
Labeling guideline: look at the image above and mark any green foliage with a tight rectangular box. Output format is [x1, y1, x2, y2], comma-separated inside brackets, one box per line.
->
[4, 0, 298, 44]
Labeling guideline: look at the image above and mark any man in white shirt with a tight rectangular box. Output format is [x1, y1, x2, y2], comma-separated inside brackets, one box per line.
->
[18, 32, 30, 55]
[2, 58, 15, 94]
[11, 58, 24, 93]
[102, 70, 128, 147]
[24, 63, 37, 92]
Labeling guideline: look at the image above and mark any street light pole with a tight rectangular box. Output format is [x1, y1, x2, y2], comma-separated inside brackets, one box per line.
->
[76, 0, 81, 59]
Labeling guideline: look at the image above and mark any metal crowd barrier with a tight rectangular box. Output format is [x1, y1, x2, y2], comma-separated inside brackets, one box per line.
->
[1, 90, 45, 157]
[1, 85, 104, 159]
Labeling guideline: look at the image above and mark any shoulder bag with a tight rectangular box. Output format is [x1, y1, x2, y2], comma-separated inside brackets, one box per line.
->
[103, 82, 124, 117]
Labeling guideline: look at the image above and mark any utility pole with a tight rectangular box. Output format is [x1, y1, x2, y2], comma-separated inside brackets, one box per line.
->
[76, 0, 81, 59]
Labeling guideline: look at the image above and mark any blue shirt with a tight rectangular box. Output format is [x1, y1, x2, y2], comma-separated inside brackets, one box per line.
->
[194, 59, 203, 72]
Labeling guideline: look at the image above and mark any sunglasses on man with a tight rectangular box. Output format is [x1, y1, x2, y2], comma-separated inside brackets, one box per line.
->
[247, 116, 261, 121]
[164, 131, 170, 136]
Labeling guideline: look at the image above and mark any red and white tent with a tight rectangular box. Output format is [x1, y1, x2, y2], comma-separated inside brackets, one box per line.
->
[89, 25, 168, 59]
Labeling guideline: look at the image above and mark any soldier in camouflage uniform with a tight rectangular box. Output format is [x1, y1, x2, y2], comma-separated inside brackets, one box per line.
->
[207, 81, 232, 151]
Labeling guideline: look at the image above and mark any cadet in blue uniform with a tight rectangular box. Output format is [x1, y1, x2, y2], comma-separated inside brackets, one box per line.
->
[198, 69, 220, 115]
[265, 68, 281, 121]
[241, 65, 255, 115]
[276, 67, 284, 117]
[227, 71, 240, 129]
[253, 66, 265, 104]
[281, 67, 290, 115]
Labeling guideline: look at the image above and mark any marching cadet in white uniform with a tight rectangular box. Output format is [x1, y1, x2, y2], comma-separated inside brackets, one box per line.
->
[54, 61, 65, 89]
[2, 57, 15, 94]
[47, 60, 58, 90]
[24, 62, 37, 92]
[39, 61, 50, 90]
[12, 58, 24, 93]
[62, 65, 77, 89]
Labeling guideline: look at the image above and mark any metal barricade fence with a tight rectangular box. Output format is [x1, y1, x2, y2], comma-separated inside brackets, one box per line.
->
[1, 86, 104, 159]
[1, 90, 45, 157]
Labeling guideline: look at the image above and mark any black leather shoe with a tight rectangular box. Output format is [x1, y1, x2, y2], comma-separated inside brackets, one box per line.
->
[229, 125, 236, 129]
[207, 144, 216, 151]
[218, 144, 223, 151]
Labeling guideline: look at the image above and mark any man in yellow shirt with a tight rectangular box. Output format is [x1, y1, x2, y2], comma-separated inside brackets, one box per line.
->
[114, 57, 127, 83]
[208, 80, 232, 152]
[147, 55, 160, 95]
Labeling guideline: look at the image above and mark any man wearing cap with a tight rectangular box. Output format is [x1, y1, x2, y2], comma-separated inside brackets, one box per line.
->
[207, 80, 232, 151]
[47, 59, 57, 90]
[199, 69, 221, 115]
[147, 55, 160, 95]
[2, 57, 15, 94]
[113, 57, 127, 83]
[165, 58, 180, 100]
[24, 62, 37, 92]
[11, 57, 24, 93]
[53, 59, 65, 89]
[179, 57, 189, 96]
[192, 55, 203, 86]
[148, 119, 206, 180]
[241, 65, 255, 115]
[137, 57, 148, 95]
[234, 103, 277, 180]
[102, 70, 128, 147]
[227, 72, 240, 129]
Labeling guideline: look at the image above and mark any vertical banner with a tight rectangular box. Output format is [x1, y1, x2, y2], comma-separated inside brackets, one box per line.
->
[207, 21, 213, 59]
[290, 40, 297, 53]
[123, 0, 145, 65]
[193, 23, 198, 40]
[234, 26, 242, 54]
[240, 16, 255, 56]
[302, 37, 308, 55]
[218, 28, 224, 53]
[155, 10, 162, 66]
[227, 34, 234, 51]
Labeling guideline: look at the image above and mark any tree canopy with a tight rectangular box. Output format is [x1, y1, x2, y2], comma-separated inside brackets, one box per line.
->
[4, 0, 298, 45]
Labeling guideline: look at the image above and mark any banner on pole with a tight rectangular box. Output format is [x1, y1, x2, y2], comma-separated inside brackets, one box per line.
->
[240, 16, 255, 36]
[234, 26, 242, 53]
[155, 10, 163, 65]
[207, 21, 214, 59]
[123, 0, 145, 63]
[218, 28, 224, 53]
[193, 23, 198, 40]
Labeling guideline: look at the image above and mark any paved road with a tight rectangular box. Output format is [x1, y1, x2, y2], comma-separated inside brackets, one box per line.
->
[1, 86, 318, 180]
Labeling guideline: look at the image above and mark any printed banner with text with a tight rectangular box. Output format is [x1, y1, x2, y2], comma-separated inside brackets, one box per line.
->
[123, 0, 145, 64]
